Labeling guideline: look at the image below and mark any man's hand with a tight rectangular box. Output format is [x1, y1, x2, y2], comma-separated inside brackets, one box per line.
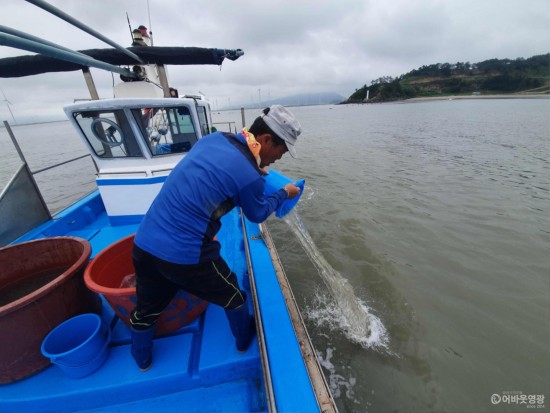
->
[284, 183, 301, 199]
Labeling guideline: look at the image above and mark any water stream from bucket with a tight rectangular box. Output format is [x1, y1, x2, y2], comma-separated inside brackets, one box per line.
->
[283, 209, 388, 350]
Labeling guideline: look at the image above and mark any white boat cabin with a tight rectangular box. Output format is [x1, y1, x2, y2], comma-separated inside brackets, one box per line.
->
[64, 98, 214, 224]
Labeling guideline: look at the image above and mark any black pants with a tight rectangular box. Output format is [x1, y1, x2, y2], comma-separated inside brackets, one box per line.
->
[130, 245, 246, 330]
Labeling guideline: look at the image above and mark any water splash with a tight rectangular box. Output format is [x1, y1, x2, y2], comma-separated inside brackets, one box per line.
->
[316, 347, 356, 399]
[283, 209, 388, 350]
[305, 290, 389, 350]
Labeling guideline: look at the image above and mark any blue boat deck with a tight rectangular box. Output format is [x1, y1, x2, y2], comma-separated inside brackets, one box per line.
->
[14, 191, 138, 259]
[1, 190, 323, 412]
[2, 303, 265, 412]
[1, 191, 265, 412]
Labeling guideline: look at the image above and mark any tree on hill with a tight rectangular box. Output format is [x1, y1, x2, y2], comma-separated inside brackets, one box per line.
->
[346, 53, 549, 103]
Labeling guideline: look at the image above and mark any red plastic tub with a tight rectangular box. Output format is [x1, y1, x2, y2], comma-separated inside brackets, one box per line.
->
[0, 237, 101, 384]
[84, 234, 208, 336]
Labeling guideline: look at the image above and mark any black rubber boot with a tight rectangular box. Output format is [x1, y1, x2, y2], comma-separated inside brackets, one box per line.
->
[225, 301, 256, 352]
[130, 326, 155, 371]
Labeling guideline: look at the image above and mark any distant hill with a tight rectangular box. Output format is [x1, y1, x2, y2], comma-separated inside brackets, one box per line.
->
[223, 92, 345, 110]
[345, 53, 550, 103]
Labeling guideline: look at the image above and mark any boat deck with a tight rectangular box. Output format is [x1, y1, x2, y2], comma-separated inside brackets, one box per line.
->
[14, 191, 138, 259]
[3, 304, 264, 412]
[1, 191, 267, 412]
[1, 190, 322, 412]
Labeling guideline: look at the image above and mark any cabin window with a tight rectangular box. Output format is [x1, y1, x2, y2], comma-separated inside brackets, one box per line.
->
[74, 110, 144, 158]
[132, 106, 199, 156]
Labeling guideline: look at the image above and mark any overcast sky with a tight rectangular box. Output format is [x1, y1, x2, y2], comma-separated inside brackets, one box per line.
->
[1, 0, 548, 123]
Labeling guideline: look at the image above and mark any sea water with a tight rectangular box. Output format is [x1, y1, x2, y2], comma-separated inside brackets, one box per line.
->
[265, 100, 549, 413]
[2, 99, 549, 413]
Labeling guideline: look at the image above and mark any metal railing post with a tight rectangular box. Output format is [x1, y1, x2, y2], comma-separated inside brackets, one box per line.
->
[3, 120, 52, 219]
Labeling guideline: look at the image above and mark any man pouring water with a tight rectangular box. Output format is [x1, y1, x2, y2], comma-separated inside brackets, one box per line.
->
[129, 105, 302, 371]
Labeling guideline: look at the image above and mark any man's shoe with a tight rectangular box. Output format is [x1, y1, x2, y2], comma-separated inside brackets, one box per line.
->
[225, 301, 256, 352]
[130, 326, 155, 371]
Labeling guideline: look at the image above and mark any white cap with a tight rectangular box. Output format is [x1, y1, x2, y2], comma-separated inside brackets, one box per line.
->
[262, 105, 301, 157]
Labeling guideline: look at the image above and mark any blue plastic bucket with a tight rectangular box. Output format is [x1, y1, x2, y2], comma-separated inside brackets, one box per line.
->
[264, 170, 305, 218]
[41, 313, 111, 379]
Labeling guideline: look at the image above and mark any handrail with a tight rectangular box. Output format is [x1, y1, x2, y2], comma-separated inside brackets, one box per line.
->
[212, 121, 237, 134]
[260, 223, 338, 413]
[25, 0, 144, 64]
[3, 120, 95, 176]
[0, 33, 137, 79]
[0, 25, 88, 56]
[32, 154, 92, 175]
[3, 120, 51, 219]
[241, 212, 277, 413]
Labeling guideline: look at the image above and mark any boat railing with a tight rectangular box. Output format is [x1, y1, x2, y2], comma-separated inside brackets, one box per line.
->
[0, 121, 95, 247]
[31, 153, 93, 175]
[241, 214, 277, 412]
[259, 222, 338, 413]
[212, 121, 238, 134]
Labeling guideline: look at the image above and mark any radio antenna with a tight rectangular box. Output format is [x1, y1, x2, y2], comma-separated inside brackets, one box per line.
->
[147, 0, 154, 45]
[126, 12, 133, 44]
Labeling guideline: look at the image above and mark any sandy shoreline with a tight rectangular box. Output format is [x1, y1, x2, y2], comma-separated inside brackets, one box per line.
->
[401, 94, 549, 103]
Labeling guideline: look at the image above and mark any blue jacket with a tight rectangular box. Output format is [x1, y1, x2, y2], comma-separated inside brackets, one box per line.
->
[134, 131, 287, 264]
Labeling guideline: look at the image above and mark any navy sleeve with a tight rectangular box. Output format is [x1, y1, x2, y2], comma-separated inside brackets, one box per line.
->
[238, 178, 287, 223]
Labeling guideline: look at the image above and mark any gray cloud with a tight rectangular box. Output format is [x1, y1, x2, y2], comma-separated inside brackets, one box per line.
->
[0, 0, 548, 123]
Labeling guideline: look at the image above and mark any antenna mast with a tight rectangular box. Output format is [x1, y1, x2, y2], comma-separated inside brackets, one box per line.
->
[126, 13, 133, 43]
[147, 0, 153, 46]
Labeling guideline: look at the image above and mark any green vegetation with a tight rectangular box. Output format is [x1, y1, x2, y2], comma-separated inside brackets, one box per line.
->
[345, 53, 549, 103]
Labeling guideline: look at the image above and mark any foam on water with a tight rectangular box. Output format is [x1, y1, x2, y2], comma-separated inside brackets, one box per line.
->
[283, 209, 389, 350]
[316, 347, 357, 399]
